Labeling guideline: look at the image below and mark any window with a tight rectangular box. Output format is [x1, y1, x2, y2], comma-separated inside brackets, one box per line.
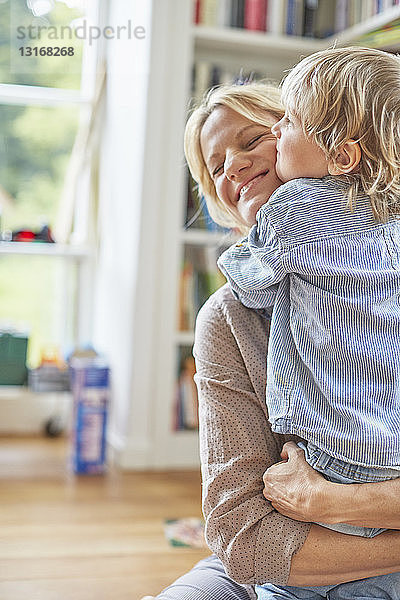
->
[0, 0, 100, 368]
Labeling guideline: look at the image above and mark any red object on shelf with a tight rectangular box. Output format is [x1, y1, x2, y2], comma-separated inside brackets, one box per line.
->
[12, 230, 36, 242]
[194, 0, 201, 24]
[244, 0, 267, 31]
[11, 225, 55, 243]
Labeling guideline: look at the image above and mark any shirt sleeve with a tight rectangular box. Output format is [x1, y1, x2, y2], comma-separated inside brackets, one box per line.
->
[217, 207, 287, 310]
[193, 287, 311, 586]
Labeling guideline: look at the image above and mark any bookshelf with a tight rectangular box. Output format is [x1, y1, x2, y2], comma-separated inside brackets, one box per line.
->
[109, 0, 400, 469]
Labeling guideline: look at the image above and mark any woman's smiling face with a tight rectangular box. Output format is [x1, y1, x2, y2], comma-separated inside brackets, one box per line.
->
[200, 105, 282, 227]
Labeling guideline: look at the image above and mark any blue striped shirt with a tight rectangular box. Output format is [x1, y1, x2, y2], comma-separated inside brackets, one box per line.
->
[218, 176, 400, 468]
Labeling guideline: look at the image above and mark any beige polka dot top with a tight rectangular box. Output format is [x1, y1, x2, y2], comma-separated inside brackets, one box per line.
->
[194, 284, 311, 586]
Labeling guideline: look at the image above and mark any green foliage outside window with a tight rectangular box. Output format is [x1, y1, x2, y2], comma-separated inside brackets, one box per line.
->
[0, 0, 85, 231]
[0, 0, 90, 368]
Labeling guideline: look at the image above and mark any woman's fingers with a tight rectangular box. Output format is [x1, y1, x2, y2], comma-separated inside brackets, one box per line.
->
[262, 443, 329, 522]
[280, 441, 304, 461]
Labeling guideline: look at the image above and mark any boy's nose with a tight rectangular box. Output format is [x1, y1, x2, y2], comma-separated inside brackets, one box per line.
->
[271, 120, 281, 138]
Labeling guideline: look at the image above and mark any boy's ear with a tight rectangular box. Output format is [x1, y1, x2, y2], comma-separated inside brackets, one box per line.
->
[328, 140, 361, 175]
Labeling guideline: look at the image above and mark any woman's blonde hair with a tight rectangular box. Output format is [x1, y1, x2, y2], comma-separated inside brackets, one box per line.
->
[282, 46, 400, 221]
[184, 81, 283, 233]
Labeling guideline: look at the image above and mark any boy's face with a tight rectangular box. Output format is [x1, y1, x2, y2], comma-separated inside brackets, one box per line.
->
[271, 110, 329, 183]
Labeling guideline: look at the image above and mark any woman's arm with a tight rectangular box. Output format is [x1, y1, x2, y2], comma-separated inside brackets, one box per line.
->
[263, 442, 400, 529]
[289, 526, 400, 586]
[194, 287, 400, 587]
[194, 286, 310, 586]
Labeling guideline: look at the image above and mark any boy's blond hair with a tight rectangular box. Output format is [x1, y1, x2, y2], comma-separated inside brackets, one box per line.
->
[282, 46, 400, 222]
[184, 82, 283, 233]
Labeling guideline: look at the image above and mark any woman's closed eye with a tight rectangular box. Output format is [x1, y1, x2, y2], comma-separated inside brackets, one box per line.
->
[212, 164, 224, 177]
[247, 132, 276, 147]
[247, 134, 263, 146]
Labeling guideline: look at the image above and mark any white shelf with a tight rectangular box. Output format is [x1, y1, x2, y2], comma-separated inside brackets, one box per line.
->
[0, 386, 31, 398]
[181, 228, 237, 246]
[0, 242, 90, 259]
[0, 385, 70, 398]
[193, 25, 325, 57]
[0, 84, 92, 107]
[193, 25, 325, 77]
[175, 331, 195, 346]
[0, 387, 72, 435]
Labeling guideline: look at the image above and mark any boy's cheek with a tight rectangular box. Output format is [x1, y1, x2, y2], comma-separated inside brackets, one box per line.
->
[275, 160, 289, 184]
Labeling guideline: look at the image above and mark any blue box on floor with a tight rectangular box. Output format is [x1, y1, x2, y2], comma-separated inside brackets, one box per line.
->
[69, 357, 110, 474]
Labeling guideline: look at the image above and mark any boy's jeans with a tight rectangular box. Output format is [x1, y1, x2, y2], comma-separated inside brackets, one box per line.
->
[256, 442, 400, 599]
[256, 574, 400, 600]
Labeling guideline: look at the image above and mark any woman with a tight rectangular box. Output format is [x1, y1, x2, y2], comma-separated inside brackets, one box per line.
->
[143, 82, 400, 600]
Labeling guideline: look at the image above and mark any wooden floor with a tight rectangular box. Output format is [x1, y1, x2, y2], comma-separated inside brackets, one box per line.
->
[0, 436, 208, 600]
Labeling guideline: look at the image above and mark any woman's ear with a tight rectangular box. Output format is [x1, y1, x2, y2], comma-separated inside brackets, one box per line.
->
[328, 140, 361, 175]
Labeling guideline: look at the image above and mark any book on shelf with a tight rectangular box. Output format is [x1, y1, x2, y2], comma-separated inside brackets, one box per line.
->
[313, 0, 336, 37]
[199, 0, 219, 26]
[185, 171, 231, 233]
[194, 0, 201, 24]
[303, 0, 319, 37]
[244, 0, 267, 31]
[178, 259, 195, 332]
[265, 0, 287, 34]
[357, 16, 400, 47]
[173, 348, 199, 431]
[191, 60, 265, 105]
[192, 62, 230, 103]
[178, 245, 226, 332]
[334, 0, 348, 33]
[194, 0, 400, 38]
[218, 0, 233, 27]
[231, 0, 245, 27]
[286, 0, 305, 37]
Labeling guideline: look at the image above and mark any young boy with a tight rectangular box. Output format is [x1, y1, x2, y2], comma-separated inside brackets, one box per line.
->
[218, 47, 400, 598]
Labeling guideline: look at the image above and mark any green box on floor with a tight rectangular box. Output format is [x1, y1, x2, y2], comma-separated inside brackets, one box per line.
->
[0, 332, 28, 386]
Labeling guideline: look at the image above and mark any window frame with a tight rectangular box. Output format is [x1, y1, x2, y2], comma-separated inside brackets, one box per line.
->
[0, 0, 102, 356]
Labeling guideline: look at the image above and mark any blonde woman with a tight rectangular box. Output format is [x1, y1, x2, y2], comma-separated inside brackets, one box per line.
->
[143, 81, 400, 600]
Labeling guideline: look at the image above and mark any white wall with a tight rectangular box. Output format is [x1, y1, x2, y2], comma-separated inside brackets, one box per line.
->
[93, 0, 153, 465]
[93, 0, 193, 468]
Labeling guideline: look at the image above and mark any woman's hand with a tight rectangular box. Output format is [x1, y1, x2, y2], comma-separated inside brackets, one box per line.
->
[263, 442, 330, 522]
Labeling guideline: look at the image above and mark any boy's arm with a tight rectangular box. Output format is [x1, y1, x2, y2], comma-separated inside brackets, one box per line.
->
[217, 208, 286, 310]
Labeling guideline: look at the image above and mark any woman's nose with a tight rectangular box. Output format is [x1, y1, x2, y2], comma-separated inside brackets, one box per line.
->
[224, 152, 251, 181]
